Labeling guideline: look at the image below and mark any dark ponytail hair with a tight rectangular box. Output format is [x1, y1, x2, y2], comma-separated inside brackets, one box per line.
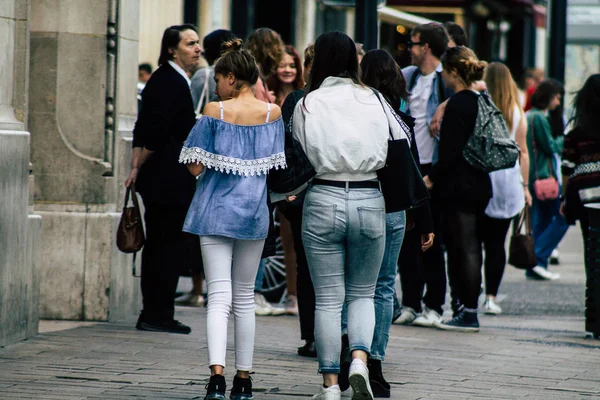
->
[441, 46, 487, 86]
[214, 39, 259, 86]
[203, 29, 237, 66]
[360, 49, 408, 112]
[530, 79, 563, 110]
[158, 24, 197, 66]
[571, 74, 600, 136]
[305, 31, 361, 100]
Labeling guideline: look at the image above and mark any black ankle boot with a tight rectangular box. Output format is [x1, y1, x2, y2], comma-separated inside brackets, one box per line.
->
[338, 334, 351, 392]
[204, 374, 226, 400]
[230, 375, 253, 400]
[368, 358, 391, 398]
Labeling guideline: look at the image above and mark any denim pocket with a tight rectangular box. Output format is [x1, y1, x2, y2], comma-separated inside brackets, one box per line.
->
[357, 207, 385, 240]
[386, 211, 405, 230]
[303, 202, 337, 237]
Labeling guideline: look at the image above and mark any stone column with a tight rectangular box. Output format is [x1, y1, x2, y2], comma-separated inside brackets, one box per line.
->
[0, 0, 42, 347]
[295, 0, 317, 55]
[29, 0, 141, 321]
[138, 0, 183, 69]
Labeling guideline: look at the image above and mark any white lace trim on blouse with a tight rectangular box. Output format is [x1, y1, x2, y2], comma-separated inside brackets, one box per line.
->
[179, 146, 287, 176]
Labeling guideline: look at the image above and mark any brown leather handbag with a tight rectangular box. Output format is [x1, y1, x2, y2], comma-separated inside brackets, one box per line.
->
[508, 207, 536, 270]
[116, 183, 144, 253]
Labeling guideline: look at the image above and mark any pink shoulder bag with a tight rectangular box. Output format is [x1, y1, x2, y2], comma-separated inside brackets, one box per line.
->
[531, 118, 559, 201]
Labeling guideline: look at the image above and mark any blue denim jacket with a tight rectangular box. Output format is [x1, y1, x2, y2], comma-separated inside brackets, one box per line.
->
[401, 65, 452, 124]
[402, 65, 453, 164]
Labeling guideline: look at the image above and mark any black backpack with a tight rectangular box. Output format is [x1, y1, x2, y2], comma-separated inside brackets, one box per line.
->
[463, 94, 520, 173]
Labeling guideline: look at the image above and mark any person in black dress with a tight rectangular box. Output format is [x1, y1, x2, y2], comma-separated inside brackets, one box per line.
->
[424, 46, 491, 332]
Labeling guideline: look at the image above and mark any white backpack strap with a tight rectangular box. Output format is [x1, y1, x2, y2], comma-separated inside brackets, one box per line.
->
[219, 101, 224, 120]
[265, 103, 271, 123]
[195, 68, 211, 116]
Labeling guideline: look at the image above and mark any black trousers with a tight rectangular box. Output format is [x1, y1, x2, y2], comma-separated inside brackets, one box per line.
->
[444, 208, 487, 310]
[398, 163, 447, 315]
[279, 193, 315, 341]
[140, 201, 199, 323]
[482, 216, 512, 297]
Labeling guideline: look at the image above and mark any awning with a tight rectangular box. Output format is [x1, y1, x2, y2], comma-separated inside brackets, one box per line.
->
[377, 6, 436, 28]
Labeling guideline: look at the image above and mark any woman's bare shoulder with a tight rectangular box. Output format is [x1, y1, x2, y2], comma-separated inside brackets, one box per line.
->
[202, 101, 221, 119]
[268, 103, 282, 121]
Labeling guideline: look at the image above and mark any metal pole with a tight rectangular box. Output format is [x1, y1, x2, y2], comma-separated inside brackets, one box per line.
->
[231, 0, 255, 41]
[355, 0, 378, 51]
[548, 0, 567, 83]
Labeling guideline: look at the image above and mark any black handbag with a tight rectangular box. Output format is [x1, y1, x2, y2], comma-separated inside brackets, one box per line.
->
[372, 90, 430, 213]
[508, 207, 536, 269]
[268, 90, 316, 194]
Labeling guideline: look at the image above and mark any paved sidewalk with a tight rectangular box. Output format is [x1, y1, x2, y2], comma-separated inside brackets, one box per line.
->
[1, 308, 599, 399]
[1, 228, 599, 399]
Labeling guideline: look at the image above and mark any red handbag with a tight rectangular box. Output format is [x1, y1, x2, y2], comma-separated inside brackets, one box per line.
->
[531, 121, 559, 201]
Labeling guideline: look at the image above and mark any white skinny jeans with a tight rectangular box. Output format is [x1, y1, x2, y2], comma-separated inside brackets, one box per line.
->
[200, 236, 265, 371]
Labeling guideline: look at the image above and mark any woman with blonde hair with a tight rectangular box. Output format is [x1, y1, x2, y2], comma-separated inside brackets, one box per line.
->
[245, 27, 284, 103]
[424, 46, 491, 332]
[480, 62, 532, 314]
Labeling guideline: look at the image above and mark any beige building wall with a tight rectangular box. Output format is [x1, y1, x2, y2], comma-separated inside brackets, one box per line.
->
[29, 0, 141, 322]
[198, 0, 230, 41]
[138, 0, 183, 68]
[0, 0, 42, 347]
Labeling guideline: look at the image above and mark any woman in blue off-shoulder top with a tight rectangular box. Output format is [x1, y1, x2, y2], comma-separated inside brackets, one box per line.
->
[179, 39, 284, 400]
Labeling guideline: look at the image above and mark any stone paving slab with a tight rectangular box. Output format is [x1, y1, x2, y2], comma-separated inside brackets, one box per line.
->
[1, 308, 599, 400]
[2, 228, 600, 399]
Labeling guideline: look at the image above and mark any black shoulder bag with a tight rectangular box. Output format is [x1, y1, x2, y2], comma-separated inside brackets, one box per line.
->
[372, 89, 430, 213]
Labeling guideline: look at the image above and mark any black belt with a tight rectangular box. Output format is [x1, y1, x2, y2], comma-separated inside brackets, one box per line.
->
[312, 179, 380, 189]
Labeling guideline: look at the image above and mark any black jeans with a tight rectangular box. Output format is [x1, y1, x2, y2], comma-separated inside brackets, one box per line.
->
[140, 201, 198, 323]
[279, 192, 315, 341]
[444, 208, 486, 310]
[482, 216, 512, 297]
[398, 163, 446, 315]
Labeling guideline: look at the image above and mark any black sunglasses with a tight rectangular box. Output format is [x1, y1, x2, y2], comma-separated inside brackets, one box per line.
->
[407, 41, 425, 49]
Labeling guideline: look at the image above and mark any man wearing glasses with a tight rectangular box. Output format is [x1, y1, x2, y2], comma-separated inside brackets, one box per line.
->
[395, 23, 452, 329]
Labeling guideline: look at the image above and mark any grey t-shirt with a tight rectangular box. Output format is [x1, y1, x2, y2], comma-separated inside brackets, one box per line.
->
[190, 66, 218, 112]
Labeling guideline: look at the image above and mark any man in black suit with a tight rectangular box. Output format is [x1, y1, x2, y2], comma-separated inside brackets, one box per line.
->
[125, 24, 201, 334]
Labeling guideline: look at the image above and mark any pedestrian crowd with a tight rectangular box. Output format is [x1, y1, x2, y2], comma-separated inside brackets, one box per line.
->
[127, 20, 600, 400]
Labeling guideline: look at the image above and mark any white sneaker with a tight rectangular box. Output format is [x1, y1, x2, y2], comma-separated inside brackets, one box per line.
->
[348, 359, 374, 400]
[483, 297, 502, 315]
[532, 266, 561, 281]
[340, 387, 354, 398]
[254, 293, 274, 316]
[412, 307, 442, 327]
[312, 384, 341, 400]
[393, 307, 417, 325]
[270, 301, 287, 316]
[550, 249, 560, 265]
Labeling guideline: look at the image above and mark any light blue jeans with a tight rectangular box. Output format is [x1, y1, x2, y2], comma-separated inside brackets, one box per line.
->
[302, 184, 386, 374]
[342, 211, 406, 360]
[370, 211, 406, 360]
[254, 259, 265, 292]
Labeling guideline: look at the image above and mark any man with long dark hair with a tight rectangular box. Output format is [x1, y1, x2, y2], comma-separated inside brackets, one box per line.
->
[125, 24, 201, 334]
